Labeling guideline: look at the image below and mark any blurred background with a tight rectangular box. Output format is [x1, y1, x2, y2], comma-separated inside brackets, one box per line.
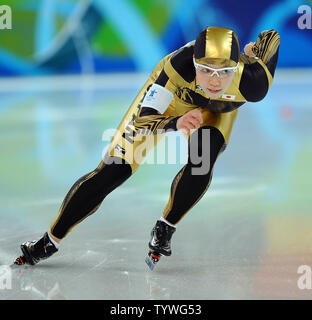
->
[1, 0, 312, 300]
[0, 0, 311, 75]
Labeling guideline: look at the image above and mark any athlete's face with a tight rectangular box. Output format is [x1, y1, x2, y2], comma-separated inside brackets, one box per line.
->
[195, 64, 235, 99]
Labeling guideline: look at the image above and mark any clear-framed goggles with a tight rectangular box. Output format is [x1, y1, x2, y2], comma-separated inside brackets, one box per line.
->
[193, 57, 239, 79]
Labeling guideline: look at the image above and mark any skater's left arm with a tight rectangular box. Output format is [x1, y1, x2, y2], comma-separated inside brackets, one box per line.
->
[239, 29, 280, 102]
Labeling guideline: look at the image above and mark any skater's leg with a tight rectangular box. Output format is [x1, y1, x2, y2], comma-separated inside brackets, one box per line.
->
[49, 156, 132, 240]
[48, 70, 161, 241]
[146, 126, 225, 264]
[14, 156, 134, 265]
[162, 126, 225, 225]
[48, 232, 61, 244]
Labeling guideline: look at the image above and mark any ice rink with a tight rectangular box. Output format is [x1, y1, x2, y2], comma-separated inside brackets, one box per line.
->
[0, 70, 312, 300]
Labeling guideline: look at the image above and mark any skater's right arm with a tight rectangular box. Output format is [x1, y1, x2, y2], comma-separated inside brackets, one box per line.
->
[134, 68, 181, 134]
[135, 78, 203, 134]
[135, 106, 203, 134]
[134, 43, 202, 135]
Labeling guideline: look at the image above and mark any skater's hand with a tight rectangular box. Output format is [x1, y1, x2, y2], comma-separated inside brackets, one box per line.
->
[244, 42, 256, 57]
[177, 109, 203, 133]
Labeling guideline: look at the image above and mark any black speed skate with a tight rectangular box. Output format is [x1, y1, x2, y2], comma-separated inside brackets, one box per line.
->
[145, 220, 176, 271]
[14, 232, 58, 266]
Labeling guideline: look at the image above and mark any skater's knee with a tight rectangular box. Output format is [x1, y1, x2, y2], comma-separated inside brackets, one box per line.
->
[188, 126, 225, 175]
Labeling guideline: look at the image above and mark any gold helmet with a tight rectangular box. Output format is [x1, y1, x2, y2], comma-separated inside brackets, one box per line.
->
[194, 27, 240, 67]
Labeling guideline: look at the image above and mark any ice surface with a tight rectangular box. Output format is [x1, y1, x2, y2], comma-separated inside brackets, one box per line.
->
[1, 71, 312, 300]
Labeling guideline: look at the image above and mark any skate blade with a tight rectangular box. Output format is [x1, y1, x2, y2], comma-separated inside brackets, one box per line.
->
[145, 251, 160, 271]
[11, 255, 26, 267]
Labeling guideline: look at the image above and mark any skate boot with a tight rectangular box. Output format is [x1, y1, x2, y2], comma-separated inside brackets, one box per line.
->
[14, 232, 58, 266]
[145, 220, 176, 270]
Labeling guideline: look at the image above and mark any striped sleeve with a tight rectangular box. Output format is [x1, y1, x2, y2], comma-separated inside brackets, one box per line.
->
[134, 107, 180, 135]
[239, 30, 280, 102]
[252, 29, 280, 77]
